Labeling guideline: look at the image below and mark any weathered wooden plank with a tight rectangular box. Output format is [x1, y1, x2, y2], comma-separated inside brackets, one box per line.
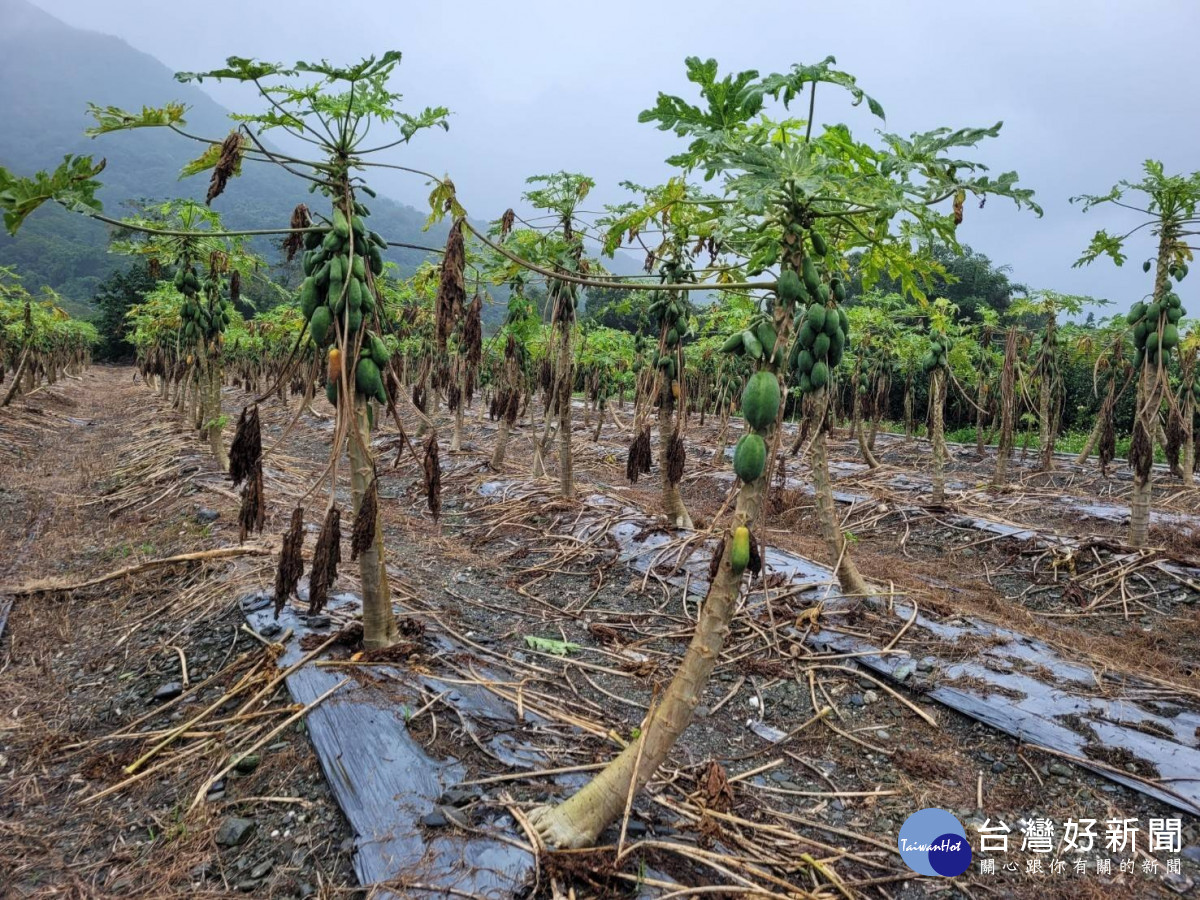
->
[0, 595, 12, 643]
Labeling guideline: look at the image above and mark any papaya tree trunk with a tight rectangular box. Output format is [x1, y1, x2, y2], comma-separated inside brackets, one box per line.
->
[810, 387, 867, 596]
[490, 416, 511, 470]
[557, 328, 574, 498]
[1038, 371, 1054, 472]
[852, 388, 879, 469]
[1183, 392, 1195, 486]
[1074, 412, 1104, 465]
[930, 368, 947, 505]
[903, 377, 914, 439]
[1130, 368, 1155, 548]
[207, 361, 229, 472]
[993, 328, 1018, 487]
[351, 398, 397, 649]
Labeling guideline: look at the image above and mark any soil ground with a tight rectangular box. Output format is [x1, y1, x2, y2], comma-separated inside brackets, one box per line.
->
[2, 365, 1199, 898]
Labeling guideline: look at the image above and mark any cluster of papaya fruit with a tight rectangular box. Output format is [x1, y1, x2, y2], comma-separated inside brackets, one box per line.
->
[299, 205, 386, 348]
[648, 292, 691, 381]
[729, 369, 779, 574]
[919, 330, 953, 374]
[176, 265, 231, 345]
[1127, 290, 1185, 369]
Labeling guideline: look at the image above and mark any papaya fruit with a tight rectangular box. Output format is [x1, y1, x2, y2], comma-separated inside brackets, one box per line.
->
[754, 320, 777, 355]
[1163, 324, 1180, 349]
[731, 526, 751, 574]
[822, 308, 840, 337]
[1127, 302, 1146, 324]
[778, 269, 804, 305]
[802, 256, 821, 295]
[813, 333, 831, 358]
[356, 357, 383, 399]
[807, 304, 827, 333]
[733, 433, 767, 482]
[810, 230, 828, 256]
[742, 372, 781, 431]
[300, 278, 319, 319]
[309, 306, 333, 345]
[810, 360, 830, 388]
[742, 331, 764, 360]
[326, 379, 338, 406]
[333, 208, 350, 239]
[720, 332, 745, 353]
[367, 332, 389, 367]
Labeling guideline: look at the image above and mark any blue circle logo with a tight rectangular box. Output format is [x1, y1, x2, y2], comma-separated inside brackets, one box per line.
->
[897, 808, 972, 876]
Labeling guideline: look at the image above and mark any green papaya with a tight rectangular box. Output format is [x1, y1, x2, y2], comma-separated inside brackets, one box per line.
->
[799, 373, 812, 394]
[813, 333, 831, 358]
[300, 278, 319, 319]
[721, 332, 745, 353]
[347, 277, 363, 312]
[742, 331, 764, 360]
[798, 321, 816, 349]
[807, 304, 827, 333]
[356, 357, 383, 398]
[305, 229, 325, 251]
[797, 349, 815, 374]
[754, 320, 777, 355]
[838, 308, 849, 334]
[309, 306, 333, 345]
[1163, 324, 1180, 349]
[351, 254, 366, 281]
[810, 231, 828, 257]
[347, 306, 363, 336]
[322, 230, 341, 252]
[326, 378, 338, 406]
[810, 360, 830, 388]
[367, 332, 390, 367]
[369, 245, 384, 275]
[822, 308, 840, 337]
[1127, 302, 1146, 324]
[333, 208, 350, 239]
[733, 433, 767, 482]
[778, 269, 804, 305]
[802, 256, 820, 295]
[742, 372, 781, 431]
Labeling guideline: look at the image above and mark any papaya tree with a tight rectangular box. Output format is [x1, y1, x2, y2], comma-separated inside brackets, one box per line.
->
[112, 200, 262, 470]
[1008, 290, 1087, 472]
[1, 266, 97, 404]
[1179, 334, 1199, 482]
[0, 53, 451, 648]
[1072, 321, 1133, 474]
[1073, 161, 1197, 545]
[917, 299, 961, 505]
[523, 55, 1038, 850]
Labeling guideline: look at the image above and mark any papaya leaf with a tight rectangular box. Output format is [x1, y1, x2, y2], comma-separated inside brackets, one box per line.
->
[85, 102, 188, 136]
[0, 156, 106, 235]
[523, 636, 582, 656]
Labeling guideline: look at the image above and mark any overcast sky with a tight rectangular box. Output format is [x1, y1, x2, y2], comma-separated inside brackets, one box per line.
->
[32, 0, 1200, 315]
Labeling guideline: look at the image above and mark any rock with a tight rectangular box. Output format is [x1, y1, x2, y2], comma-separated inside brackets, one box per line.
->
[215, 817, 256, 847]
[188, 860, 215, 881]
[979, 752, 995, 764]
[421, 808, 449, 828]
[624, 820, 649, 836]
[234, 754, 260, 775]
[1164, 873, 1193, 895]
[420, 805, 469, 828]
[339, 837, 355, 854]
[693, 705, 710, 719]
[876, 730, 890, 740]
[848, 693, 865, 707]
[236, 879, 261, 893]
[249, 861, 273, 879]
[259, 622, 281, 638]
[991, 761, 1007, 774]
[1048, 762, 1072, 777]
[438, 788, 479, 807]
[1180, 845, 1200, 864]
[296, 882, 316, 899]
[195, 508, 220, 523]
[305, 614, 331, 628]
[863, 690, 879, 705]
[151, 682, 183, 703]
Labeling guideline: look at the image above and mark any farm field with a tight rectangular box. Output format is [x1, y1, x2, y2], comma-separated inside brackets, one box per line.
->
[2, 6, 1200, 896]
[2, 367, 1198, 897]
